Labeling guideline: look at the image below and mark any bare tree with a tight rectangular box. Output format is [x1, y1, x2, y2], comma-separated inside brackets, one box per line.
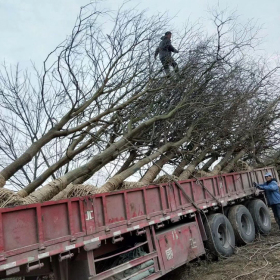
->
[0, 4, 279, 206]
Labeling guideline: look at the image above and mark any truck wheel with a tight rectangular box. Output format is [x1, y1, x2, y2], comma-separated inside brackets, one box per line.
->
[222, 206, 230, 217]
[247, 199, 271, 235]
[228, 205, 255, 245]
[204, 213, 235, 258]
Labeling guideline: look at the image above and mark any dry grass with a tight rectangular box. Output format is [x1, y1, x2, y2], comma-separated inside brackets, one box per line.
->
[0, 188, 25, 208]
[67, 184, 97, 198]
[153, 175, 179, 184]
[119, 181, 146, 190]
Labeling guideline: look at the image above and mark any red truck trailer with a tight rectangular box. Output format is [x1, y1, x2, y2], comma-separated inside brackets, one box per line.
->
[0, 167, 276, 280]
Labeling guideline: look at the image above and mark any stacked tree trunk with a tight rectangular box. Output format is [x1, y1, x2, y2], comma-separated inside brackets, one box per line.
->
[0, 3, 279, 207]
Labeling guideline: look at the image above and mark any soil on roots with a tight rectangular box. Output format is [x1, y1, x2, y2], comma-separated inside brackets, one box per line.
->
[161, 211, 280, 280]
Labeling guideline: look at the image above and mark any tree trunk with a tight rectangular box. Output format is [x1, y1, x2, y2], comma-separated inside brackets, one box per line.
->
[19, 146, 120, 204]
[71, 150, 123, 185]
[139, 151, 175, 185]
[222, 149, 246, 173]
[17, 141, 92, 197]
[115, 150, 137, 175]
[98, 128, 193, 193]
[202, 155, 218, 171]
[17, 123, 111, 197]
[179, 150, 208, 180]
[172, 159, 187, 177]
[172, 143, 200, 177]
[211, 148, 235, 175]
[0, 131, 57, 188]
[51, 184, 76, 201]
[0, 112, 73, 188]
[16, 113, 186, 205]
[23, 177, 69, 204]
[0, 175, 5, 189]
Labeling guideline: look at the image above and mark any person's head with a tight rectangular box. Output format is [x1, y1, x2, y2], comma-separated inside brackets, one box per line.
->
[265, 172, 272, 182]
[165, 31, 172, 39]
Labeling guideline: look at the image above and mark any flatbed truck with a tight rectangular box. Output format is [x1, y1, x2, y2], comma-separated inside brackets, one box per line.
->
[0, 167, 276, 279]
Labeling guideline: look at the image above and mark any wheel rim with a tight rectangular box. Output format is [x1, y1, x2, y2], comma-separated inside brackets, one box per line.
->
[241, 213, 252, 235]
[217, 223, 231, 248]
[259, 207, 269, 226]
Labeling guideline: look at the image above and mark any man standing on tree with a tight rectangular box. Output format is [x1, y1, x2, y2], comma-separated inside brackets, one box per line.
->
[154, 31, 179, 76]
[254, 172, 280, 229]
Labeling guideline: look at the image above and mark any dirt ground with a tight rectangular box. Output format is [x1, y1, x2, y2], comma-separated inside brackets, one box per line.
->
[162, 217, 280, 280]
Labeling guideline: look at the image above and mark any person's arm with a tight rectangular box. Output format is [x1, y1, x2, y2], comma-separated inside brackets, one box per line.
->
[254, 182, 266, 189]
[168, 44, 179, 53]
[162, 39, 178, 53]
[257, 181, 278, 191]
[154, 47, 159, 59]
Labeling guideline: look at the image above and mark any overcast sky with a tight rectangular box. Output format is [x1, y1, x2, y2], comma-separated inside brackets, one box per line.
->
[1, 0, 279, 68]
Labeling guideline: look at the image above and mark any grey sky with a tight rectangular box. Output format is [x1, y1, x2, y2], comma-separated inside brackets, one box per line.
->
[0, 0, 279, 68]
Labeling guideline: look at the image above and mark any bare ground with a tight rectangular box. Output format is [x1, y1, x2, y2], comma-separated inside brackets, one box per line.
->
[162, 218, 280, 280]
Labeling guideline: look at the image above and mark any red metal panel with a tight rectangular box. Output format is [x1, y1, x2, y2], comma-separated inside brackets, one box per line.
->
[67, 201, 75, 237]
[36, 205, 44, 249]
[232, 173, 245, 194]
[95, 197, 105, 228]
[146, 187, 163, 214]
[255, 169, 266, 183]
[243, 172, 251, 193]
[271, 167, 280, 181]
[166, 183, 177, 212]
[71, 201, 83, 234]
[123, 192, 131, 222]
[192, 180, 206, 204]
[146, 227, 159, 273]
[79, 200, 86, 233]
[2, 209, 37, 251]
[188, 222, 205, 259]
[41, 203, 69, 241]
[160, 185, 169, 211]
[223, 175, 237, 197]
[174, 181, 193, 208]
[156, 222, 205, 272]
[127, 190, 146, 218]
[106, 193, 126, 224]
[201, 178, 220, 201]
[84, 198, 96, 235]
[0, 213, 4, 258]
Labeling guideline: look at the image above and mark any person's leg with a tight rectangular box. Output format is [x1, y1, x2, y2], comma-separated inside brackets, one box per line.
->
[271, 204, 280, 229]
[160, 57, 170, 76]
[170, 57, 179, 73]
[275, 204, 280, 229]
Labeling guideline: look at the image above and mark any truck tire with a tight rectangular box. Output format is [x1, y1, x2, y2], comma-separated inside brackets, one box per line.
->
[243, 199, 252, 208]
[247, 199, 271, 235]
[222, 206, 230, 217]
[204, 213, 235, 258]
[228, 205, 255, 245]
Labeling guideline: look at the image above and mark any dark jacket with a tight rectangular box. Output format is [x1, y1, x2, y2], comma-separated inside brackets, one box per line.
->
[155, 36, 178, 59]
[257, 178, 280, 205]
